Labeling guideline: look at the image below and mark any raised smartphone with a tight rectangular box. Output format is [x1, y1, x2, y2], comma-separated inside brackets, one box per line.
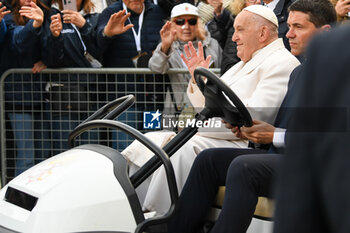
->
[63, 0, 76, 11]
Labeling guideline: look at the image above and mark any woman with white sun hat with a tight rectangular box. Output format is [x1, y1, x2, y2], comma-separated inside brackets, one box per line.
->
[148, 2, 222, 121]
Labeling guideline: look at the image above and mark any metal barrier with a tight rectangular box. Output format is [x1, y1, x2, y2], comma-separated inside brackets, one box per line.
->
[0, 68, 219, 185]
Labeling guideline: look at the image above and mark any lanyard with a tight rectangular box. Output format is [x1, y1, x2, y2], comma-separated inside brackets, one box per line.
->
[123, 2, 145, 53]
[71, 24, 87, 55]
[71, 23, 102, 67]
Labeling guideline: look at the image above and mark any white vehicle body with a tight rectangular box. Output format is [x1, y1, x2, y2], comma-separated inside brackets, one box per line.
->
[0, 145, 139, 233]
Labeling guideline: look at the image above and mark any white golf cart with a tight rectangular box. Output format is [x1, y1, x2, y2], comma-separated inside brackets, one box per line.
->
[0, 68, 260, 233]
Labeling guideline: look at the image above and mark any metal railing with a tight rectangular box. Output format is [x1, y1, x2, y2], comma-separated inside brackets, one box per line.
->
[0, 68, 219, 185]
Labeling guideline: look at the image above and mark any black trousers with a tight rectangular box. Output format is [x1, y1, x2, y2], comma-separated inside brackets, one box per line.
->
[168, 148, 281, 233]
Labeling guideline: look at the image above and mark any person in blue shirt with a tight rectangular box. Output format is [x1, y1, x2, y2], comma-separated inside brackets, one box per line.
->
[96, 0, 167, 150]
[41, 0, 101, 156]
[42, 0, 101, 68]
[97, 0, 167, 67]
[2, 0, 49, 176]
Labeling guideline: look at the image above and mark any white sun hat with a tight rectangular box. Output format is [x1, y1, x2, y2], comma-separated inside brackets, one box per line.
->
[171, 3, 199, 19]
[243, 4, 278, 27]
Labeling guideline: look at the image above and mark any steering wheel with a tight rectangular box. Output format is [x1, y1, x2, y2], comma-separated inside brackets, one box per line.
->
[68, 95, 135, 145]
[81, 95, 135, 123]
[194, 67, 253, 127]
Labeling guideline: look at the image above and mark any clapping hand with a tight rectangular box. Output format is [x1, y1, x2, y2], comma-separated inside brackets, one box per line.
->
[0, 2, 11, 22]
[103, 9, 133, 37]
[62, 10, 86, 28]
[19, 1, 44, 28]
[160, 21, 176, 54]
[50, 13, 63, 37]
[180, 41, 212, 84]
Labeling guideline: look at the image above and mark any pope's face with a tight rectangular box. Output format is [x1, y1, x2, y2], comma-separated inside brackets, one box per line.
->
[232, 11, 262, 62]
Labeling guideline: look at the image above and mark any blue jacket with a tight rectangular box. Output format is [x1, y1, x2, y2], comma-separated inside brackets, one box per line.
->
[4, 14, 42, 68]
[42, 7, 101, 69]
[96, 0, 167, 67]
[2, 14, 47, 108]
[0, 19, 6, 43]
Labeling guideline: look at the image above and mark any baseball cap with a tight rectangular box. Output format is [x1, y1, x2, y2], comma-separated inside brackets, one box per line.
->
[171, 3, 199, 19]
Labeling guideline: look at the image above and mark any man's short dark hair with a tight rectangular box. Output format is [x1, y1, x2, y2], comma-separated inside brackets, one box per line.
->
[289, 0, 337, 28]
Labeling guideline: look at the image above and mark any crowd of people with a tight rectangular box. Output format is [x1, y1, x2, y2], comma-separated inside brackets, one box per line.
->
[1, 0, 350, 232]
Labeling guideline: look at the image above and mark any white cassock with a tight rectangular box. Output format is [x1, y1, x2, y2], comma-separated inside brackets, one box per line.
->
[122, 38, 300, 215]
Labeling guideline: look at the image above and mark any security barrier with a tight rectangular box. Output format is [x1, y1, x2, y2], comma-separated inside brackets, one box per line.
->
[0, 68, 219, 185]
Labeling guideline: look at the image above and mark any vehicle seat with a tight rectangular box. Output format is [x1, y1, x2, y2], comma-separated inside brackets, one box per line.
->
[215, 186, 274, 220]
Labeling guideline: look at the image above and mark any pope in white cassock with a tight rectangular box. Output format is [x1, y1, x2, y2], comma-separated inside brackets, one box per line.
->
[122, 4, 300, 215]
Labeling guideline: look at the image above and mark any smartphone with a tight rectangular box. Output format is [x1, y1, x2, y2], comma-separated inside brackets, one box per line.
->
[63, 0, 77, 11]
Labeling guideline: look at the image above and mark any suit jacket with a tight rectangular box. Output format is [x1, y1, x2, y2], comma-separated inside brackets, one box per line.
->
[266, 64, 303, 154]
[274, 65, 302, 128]
[274, 25, 350, 233]
[187, 38, 300, 140]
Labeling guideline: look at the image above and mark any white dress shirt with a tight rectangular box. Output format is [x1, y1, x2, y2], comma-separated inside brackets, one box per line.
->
[273, 127, 286, 148]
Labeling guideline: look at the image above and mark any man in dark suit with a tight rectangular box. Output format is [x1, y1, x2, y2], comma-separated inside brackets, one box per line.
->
[273, 21, 350, 233]
[167, 1, 336, 232]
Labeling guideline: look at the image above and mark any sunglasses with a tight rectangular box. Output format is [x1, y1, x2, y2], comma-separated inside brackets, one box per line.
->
[175, 18, 198, 26]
